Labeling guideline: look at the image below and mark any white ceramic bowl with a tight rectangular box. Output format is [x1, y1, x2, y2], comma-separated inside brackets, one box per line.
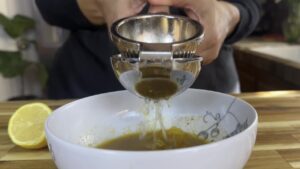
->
[45, 89, 257, 169]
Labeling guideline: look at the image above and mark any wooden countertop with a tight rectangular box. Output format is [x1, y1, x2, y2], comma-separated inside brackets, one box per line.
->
[234, 39, 300, 70]
[1, 91, 300, 169]
[233, 39, 300, 91]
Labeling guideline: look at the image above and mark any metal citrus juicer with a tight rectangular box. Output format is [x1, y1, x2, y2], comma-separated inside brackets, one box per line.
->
[110, 14, 204, 100]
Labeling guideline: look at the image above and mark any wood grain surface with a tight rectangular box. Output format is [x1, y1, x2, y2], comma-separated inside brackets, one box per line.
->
[1, 91, 300, 169]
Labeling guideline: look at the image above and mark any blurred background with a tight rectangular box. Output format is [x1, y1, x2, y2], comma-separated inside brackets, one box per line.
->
[0, 0, 299, 101]
[0, 0, 68, 101]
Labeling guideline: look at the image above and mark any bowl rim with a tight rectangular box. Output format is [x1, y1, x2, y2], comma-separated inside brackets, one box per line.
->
[45, 89, 258, 155]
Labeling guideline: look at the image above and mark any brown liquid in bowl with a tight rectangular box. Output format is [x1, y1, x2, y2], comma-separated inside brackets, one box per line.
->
[98, 127, 208, 151]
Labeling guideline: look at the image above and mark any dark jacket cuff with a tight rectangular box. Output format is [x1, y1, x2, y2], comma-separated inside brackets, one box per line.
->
[224, 1, 261, 44]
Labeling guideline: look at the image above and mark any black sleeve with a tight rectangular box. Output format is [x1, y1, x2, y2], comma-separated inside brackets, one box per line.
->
[35, 0, 100, 30]
[224, 0, 261, 44]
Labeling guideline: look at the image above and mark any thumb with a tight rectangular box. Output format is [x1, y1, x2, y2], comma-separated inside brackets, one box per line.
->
[148, 5, 170, 14]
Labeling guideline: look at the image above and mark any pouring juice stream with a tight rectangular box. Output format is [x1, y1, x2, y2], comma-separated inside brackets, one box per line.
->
[106, 14, 205, 150]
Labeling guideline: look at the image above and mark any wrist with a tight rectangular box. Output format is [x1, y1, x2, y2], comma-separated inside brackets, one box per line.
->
[216, 1, 240, 37]
[77, 0, 104, 25]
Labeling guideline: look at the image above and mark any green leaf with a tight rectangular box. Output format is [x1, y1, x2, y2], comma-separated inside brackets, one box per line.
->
[4, 15, 35, 38]
[0, 13, 9, 26]
[35, 63, 48, 88]
[0, 51, 29, 77]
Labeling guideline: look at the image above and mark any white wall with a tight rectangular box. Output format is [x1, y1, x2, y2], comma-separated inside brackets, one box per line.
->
[0, 0, 65, 100]
[0, 1, 25, 51]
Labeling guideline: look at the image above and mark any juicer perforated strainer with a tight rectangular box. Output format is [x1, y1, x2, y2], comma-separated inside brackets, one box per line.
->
[110, 14, 204, 100]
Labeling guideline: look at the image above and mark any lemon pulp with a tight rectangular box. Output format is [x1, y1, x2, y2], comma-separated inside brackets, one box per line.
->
[8, 103, 52, 149]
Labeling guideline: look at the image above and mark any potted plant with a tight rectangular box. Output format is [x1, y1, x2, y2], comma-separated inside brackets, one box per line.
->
[0, 13, 48, 100]
[283, 0, 300, 43]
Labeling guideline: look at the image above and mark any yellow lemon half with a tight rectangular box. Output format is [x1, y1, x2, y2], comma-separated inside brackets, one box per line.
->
[8, 103, 52, 149]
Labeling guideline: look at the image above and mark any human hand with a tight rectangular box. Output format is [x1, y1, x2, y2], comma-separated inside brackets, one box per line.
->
[77, 0, 147, 28]
[148, 0, 240, 64]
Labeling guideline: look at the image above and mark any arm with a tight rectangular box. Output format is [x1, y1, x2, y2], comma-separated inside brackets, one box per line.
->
[35, 0, 101, 30]
[35, 0, 147, 30]
[148, 0, 261, 64]
[224, 0, 261, 44]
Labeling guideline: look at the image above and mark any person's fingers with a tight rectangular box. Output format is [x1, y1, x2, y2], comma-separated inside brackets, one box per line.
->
[106, 0, 146, 27]
[195, 38, 213, 56]
[184, 8, 200, 21]
[197, 45, 221, 65]
[148, 0, 189, 7]
[130, 0, 147, 11]
[148, 5, 170, 14]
